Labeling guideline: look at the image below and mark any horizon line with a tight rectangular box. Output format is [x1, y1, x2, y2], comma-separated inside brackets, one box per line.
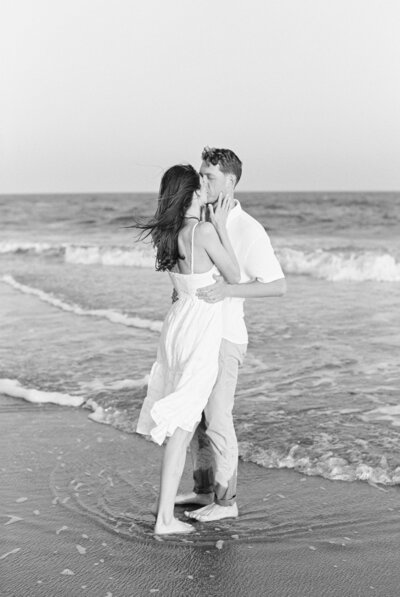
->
[1, 189, 400, 196]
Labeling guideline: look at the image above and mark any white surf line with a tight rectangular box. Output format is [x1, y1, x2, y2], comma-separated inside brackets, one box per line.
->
[0, 379, 85, 407]
[0, 376, 149, 410]
[1, 275, 162, 332]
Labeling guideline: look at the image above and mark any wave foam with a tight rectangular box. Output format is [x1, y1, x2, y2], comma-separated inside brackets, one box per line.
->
[278, 248, 400, 282]
[65, 245, 155, 267]
[0, 379, 85, 407]
[2, 275, 162, 332]
[4, 374, 399, 487]
[239, 441, 400, 486]
[0, 241, 155, 268]
[3, 240, 400, 281]
[85, 399, 139, 434]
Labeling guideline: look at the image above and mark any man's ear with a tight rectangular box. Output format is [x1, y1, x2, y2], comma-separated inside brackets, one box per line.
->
[227, 174, 236, 190]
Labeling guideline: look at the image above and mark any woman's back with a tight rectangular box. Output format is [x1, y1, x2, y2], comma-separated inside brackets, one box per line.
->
[171, 221, 214, 276]
[168, 221, 217, 298]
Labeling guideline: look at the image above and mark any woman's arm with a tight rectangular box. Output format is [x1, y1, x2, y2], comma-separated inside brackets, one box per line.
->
[204, 194, 241, 283]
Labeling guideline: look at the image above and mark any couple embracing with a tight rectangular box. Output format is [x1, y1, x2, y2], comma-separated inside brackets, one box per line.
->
[136, 147, 286, 535]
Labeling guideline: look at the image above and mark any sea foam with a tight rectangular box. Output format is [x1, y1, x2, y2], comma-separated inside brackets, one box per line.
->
[4, 374, 400, 487]
[0, 241, 155, 267]
[2, 240, 400, 281]
[0, 379, 85, 407]
[65, 245, 155, 267]
[239, 441, 400, 486]
[278, 248, 400, 282]
[85, 399, 139, 434]
[2, 275, 162, 332]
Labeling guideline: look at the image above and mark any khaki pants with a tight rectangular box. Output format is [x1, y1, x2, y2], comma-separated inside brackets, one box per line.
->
[190, 339, 247, 506]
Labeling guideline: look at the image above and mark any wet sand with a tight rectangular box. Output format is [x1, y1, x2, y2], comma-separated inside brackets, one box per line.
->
[1, 393, 400, 597]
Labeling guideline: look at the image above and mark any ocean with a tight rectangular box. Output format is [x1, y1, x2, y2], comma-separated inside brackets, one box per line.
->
[1, 192, 400, 486]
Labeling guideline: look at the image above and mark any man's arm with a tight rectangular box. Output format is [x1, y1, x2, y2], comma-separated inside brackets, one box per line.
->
[227, 277, 286, 298]
[196, 276, 286, 303]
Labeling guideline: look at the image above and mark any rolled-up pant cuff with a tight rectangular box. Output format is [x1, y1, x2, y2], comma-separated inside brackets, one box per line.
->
[214, 479, 237, 506]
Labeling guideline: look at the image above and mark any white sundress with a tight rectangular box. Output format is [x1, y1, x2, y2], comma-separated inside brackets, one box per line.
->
[136, 222, 223, 445]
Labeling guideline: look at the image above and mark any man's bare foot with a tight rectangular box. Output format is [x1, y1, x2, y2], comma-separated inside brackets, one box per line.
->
[152, 493, 213, 516]
[154, 518, 195, 535]
[185, 502, 238, 522]
[175, 492, 214, 506]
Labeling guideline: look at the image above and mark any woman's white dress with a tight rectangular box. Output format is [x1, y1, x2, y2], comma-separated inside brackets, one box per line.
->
[136, 223, 223, 445]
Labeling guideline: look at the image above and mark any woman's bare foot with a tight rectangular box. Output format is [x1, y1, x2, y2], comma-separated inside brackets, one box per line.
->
[154, 518, 195, 535]
[150, 501, 159, 516]
[185, 502, 238, 522]
[175, 492, 214, 506]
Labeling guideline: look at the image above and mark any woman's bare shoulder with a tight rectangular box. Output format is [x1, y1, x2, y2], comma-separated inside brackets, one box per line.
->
[195, 222, 218, 247]
[196, 221, 216, 237]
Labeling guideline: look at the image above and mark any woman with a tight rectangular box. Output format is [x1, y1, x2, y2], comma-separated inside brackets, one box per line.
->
[136, 164, 240, 535]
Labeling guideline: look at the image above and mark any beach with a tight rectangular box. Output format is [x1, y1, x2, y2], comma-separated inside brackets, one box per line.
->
[2, 391, 400, 597]
[3, 0, 400, 591]
[1, 191, 400, 596]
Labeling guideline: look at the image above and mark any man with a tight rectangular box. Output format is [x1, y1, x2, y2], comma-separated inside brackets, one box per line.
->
[176, 147, 286, 522]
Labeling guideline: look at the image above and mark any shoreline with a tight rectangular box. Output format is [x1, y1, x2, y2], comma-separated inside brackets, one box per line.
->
[2, 393, 400, 597]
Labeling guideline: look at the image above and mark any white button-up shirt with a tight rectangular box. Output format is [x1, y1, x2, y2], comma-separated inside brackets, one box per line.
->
[223, 200, 284, 344]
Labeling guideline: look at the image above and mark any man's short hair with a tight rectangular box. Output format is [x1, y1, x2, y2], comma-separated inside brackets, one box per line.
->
[201, 146, 242, 185]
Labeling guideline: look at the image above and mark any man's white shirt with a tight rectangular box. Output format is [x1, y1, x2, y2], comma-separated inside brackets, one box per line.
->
[223, 200, 284, 344]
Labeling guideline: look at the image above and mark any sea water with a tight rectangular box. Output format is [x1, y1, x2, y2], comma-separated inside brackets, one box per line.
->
[1, 193, 399, 485]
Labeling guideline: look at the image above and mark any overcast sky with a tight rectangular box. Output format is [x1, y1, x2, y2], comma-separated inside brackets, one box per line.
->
[2, 0, 400, 192]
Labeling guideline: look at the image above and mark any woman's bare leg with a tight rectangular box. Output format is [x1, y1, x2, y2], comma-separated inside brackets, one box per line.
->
[154, 427, 195, 535]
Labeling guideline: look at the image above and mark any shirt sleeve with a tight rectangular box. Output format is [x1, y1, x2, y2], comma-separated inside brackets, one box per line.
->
[244, 232, 285, 283]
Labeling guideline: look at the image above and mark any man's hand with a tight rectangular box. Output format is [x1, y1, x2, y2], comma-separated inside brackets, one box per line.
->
[196, 275, 229, 303]
[171, 288, 178, 303]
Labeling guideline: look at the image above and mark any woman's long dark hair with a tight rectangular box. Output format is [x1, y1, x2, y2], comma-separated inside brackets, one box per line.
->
[134, 164, 200, 271]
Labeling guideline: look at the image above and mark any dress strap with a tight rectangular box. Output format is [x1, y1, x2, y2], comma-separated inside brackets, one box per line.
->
[191, 222, 199, 274]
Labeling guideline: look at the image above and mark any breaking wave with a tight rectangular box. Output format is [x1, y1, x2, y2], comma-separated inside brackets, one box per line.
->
[278, 247, 400, 282]
[0, 241, 155, 267]
[64, 245, 155, 267]
[2, 240, 400, 281]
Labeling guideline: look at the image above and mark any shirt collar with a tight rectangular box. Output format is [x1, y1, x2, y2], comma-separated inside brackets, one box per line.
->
[227, 199, 242, 222]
